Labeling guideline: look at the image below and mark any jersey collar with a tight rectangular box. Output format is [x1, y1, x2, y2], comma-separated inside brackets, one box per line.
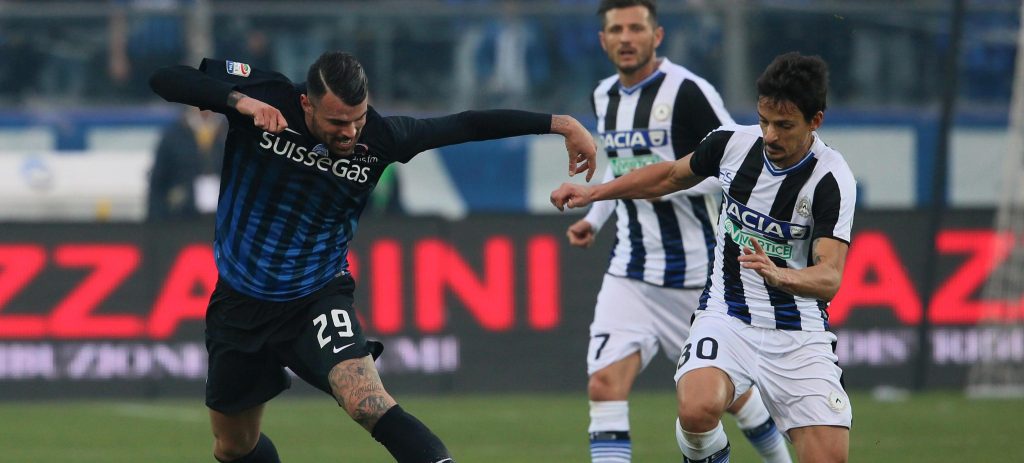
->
[762, 132, 822, 176]
[618, 58, 668, 95]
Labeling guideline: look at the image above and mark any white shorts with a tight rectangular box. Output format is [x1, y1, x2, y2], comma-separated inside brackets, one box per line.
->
[673, 311, 852, 434]
[587, 274, 700, 375]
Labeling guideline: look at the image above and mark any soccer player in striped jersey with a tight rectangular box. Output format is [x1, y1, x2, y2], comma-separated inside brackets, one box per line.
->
[569, 2, 789, 463]
[150, 51, 596, 463]
[552, 52, 855, 463]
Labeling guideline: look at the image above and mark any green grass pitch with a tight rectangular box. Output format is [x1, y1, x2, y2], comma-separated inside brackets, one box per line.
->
[1, 391, 1021, 461]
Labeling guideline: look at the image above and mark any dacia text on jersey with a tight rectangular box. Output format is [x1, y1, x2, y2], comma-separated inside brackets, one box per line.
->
[601, 129, 668, 152]
[259, 131, 371, 182]
[723, 193, 809, 241]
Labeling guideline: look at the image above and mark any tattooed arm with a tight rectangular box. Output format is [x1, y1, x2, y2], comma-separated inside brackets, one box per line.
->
[329, 355, 398, 431]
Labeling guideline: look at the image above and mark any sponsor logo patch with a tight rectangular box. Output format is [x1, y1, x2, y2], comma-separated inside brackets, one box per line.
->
[225, 60, 251, 77]
[609, 154, 660, 177]
[601, 129, 668, 151]
[724, 219, 793, 259]
[723, 193, 809, 241]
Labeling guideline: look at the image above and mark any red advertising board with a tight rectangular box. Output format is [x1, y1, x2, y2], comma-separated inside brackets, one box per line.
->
[0, 210, 1020, 398]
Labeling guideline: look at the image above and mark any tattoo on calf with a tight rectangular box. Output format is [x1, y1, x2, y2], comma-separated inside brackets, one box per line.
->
[329, 357, 395, 430]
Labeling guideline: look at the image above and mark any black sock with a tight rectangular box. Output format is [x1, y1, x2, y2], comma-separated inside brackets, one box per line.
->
[216, 433, 281, 463]
[371, 405, 453, 463]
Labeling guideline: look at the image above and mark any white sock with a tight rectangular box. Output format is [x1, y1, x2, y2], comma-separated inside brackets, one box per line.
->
[732, 390, 770, 429]
[588, 400, 629, 433]
[676, 419, 729, 461]
[589, 401, 630, 463]
[732, 392, 791, 463]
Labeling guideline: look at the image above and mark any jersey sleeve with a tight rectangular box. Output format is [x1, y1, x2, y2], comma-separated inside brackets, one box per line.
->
[198, 59, 296, 111]
[150, 58, 295, 118]
[671, 79, 732, 159]
[688, 129, 733, 178]
[811, 170, 857, 244]
[378, 110, 550, 163]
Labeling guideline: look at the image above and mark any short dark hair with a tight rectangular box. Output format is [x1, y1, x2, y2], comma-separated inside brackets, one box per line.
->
[306, 51, 368, 106]
[597, 0, 658, 27]
[755, 52, 829, 121]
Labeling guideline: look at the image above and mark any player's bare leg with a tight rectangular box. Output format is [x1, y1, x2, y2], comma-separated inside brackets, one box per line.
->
[788, 425, 848, 463]
[329, 355, 454, 462]
[589, 351, 643, 401]
[209, 404, 280, 462]
[328, 354, 398, 431]
[675, 367, 733, 462]
[587, 351, 642, 462]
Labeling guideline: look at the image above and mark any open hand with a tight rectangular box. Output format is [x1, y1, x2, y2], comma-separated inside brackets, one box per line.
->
[738, 239, 784, 287]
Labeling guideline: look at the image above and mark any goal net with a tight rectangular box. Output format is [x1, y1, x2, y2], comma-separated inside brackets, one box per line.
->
[965, 0, 1024, 398]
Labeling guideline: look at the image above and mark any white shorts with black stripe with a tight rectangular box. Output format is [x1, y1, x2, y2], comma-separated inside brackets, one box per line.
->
[587, 274, 701, 376]
[673, 310, 852, 434]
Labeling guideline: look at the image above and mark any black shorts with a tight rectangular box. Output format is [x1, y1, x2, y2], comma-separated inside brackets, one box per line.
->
[204, 274, 383, 414]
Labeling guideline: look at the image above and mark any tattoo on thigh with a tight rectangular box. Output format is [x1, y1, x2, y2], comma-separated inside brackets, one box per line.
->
[329, 356, 395, 430]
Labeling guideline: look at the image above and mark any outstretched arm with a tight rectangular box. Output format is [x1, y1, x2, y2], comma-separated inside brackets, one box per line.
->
[550, 152, 705, 211]
[385, 111, 597, 180]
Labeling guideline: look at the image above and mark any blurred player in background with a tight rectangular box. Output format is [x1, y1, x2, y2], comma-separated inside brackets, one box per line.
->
[567, 1, 790, 462]
[553, 51, 854, 463]
[150, 51, 596, 463]
[146, 107, 226, 221]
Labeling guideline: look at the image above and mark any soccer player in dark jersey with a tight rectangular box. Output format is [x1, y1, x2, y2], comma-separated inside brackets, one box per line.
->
[552, 52, 855, 463]
[150, 51, 596, 463]
[571, 2, 789, 462]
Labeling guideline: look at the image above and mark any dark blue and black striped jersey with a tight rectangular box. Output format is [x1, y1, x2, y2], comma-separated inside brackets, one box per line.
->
[151, 59, 550, 301]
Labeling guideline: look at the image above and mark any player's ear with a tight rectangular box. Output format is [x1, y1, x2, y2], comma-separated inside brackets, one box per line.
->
[654, 26, 665, 48]
[809, 111, 824, 131]
[300, 94, 313, 115]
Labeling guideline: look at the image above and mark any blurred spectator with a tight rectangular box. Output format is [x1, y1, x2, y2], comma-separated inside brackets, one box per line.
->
[450, 0, 549, 109]
[147, 107, 226, 221]
[214, 16, 273, 71]
[108, 0, 190, 100]
[0, 11, 41, 103]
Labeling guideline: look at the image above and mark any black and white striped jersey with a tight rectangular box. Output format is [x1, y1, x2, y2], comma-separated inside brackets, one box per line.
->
[690, 124, 857, 331]
[586, 58, 733, 289]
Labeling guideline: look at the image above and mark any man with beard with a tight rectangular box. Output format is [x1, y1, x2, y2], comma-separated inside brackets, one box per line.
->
[568, 2, 790, 462]
[552, 51, 854, 463]
[150, 50, 597, 463]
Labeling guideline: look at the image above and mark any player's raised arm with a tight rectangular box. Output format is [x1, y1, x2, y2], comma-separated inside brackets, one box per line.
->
[550, 152, 704, 211]
[149, 65, 288, 133]
[149, 65, 238, 112]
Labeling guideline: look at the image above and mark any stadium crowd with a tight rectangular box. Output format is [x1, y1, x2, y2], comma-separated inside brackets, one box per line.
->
[0, 0, 1018, 114]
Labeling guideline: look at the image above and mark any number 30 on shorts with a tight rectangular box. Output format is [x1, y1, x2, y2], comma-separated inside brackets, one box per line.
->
[313, 309, 354, 349]
[677, 337, 719, 369]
